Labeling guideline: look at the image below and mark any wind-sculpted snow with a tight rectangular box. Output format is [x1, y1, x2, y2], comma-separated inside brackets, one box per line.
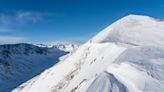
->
[114, 46, 164, 81]
[106, 46, 164, 92]
[12, 15, 164, 92]
[86, 72, 128, 92]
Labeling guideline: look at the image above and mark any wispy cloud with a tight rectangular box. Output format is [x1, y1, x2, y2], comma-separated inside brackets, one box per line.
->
[0, 36, 24, 44]
[0, 10, 62, 30]
[0, 11, 42, 27]
[16, 11, 44, 23]
[0, 11, 46, 43]
[0, 11, 61, 44]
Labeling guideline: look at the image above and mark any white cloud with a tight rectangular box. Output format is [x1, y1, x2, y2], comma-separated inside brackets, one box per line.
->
[0, 11, 57, 44]
[16, 11, 41, 23]
[0, 36, 24, 44]
[0, 11, 44, 33]
[0, 11, 42, 27]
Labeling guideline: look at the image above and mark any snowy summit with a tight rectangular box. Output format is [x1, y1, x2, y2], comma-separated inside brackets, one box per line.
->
[12, 14, 164, 92]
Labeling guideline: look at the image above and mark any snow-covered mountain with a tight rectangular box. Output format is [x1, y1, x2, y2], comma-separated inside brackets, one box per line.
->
[52, 43, 79, 53]
[13, 14, 164, 92]
[35, 43, 80, 61]
[0, 43, 67, 92]
[52, 43, 80, 61]
[36, 43, 79, 53]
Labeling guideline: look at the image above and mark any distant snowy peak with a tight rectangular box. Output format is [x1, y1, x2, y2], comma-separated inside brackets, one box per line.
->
[52, 43, 79, 52]
[36, 43, 80, 53]
[35, 44, 52, 48]
[91, 14, 164, 46]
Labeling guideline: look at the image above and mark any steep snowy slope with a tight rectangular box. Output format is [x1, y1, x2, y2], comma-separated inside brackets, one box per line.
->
[0, 43, 67, 92]
[13, 15, 164, 92]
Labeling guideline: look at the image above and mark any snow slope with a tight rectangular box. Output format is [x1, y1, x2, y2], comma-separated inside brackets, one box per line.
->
[13, 14, 164, 92]
[88, 46, 164, 92]
[0, 43, 67, 92]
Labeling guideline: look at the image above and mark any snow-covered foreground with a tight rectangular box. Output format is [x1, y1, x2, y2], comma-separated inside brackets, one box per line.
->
[13, 15, 164, 92]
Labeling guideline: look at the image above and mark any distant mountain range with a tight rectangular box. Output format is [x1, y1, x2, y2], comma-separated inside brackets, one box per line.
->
[0, 43, 78, 92]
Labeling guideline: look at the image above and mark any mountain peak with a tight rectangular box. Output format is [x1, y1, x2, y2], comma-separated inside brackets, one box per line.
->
[125, 14, 149, 18]
[91, 14, 164, 47]
[121, 14, 163, 23]
[12, 15, 164, 92]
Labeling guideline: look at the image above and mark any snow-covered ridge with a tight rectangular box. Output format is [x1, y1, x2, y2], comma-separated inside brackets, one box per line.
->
[13, 14, 164, 92]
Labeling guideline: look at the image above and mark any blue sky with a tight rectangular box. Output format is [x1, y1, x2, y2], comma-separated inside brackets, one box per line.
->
[0, 0, 164, 44]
